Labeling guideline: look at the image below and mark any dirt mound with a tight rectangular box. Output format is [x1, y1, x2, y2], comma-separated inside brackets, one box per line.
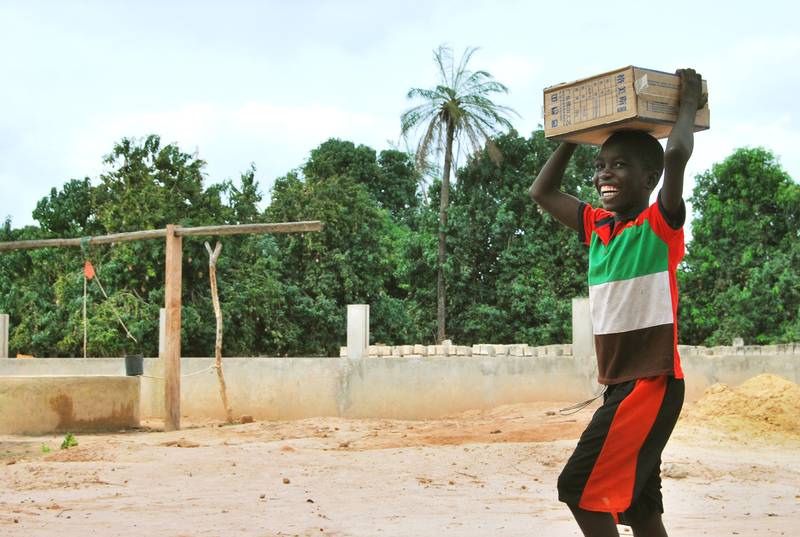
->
[679, 374, 800, 438]
[42, 445, 116, 463]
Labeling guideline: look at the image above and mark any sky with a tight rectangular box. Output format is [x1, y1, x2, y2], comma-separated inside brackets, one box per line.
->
[2, 0, 798, 232]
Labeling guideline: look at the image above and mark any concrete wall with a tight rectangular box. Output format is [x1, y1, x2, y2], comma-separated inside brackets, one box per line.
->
[2, 346, 798, 421]
[0, 375, 140, 435]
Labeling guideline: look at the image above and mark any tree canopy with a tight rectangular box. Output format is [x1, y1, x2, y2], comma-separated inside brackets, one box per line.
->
[1, 134, 797, 358]
[678, 147, 800, 345]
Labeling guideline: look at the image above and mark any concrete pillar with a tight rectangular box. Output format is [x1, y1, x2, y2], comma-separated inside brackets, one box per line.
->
[0, 314, 8, 358]
[147, 308, 167, 417]
[572, 298, 594, 358]
[159, 308, 166, 358]
[347, 305, 369, 360]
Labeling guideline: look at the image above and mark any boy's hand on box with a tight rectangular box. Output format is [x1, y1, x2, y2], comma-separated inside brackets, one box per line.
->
[676, 68, 707, 110]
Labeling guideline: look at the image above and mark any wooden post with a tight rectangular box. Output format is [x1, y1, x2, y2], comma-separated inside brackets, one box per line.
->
[164, 225, 183, 431]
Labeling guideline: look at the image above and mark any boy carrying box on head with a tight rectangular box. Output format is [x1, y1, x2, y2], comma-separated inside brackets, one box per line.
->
[529, 68, 707, 537]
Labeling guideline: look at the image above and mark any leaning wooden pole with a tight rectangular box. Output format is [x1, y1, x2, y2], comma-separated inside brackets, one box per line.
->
[164, 225, 183, 432]
[205, 241, 232, 423]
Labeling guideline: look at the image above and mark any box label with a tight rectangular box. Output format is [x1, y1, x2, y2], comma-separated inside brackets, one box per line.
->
[547, 70, 632, 130]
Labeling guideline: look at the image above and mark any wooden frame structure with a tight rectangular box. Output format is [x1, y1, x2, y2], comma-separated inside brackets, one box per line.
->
[0, 221, 323, 431]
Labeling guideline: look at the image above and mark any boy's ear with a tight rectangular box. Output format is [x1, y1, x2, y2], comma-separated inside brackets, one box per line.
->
[645, 170, 661, 191]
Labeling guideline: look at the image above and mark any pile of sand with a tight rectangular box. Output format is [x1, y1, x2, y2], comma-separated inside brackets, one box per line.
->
[679, 374, 800, 438]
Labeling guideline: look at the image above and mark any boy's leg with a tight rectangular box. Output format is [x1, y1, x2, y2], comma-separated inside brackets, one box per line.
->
[559, 376, 684, 533]
[618, 377, 685, 530]
[567, 504, 620, 537]
[630, 510, 668, 537]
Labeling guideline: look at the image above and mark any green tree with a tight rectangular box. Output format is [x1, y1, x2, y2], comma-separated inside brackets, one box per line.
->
[401, 44, 517, 343]
[265, 138, 425, 355]
[446, 129, 598, 344]
[33, 178, 98, 237]
[0, 135, 280, 358]
[679, 147, 800, 345]
[303, 139, 421, 226]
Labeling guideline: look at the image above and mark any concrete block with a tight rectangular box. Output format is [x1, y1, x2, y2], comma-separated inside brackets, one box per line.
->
[456, 346, 472, 357]
[572, 298, 594, 357]
[524, 347, 537, 357]
[414, 345, 427, 356]
[732, 338, 745, 347]
[368, 345, 378, 357]
[744, 346, 761, 356]
[495, 346, 509, 356]
[340, 347, 348, 357]
[1, 313, 9, 359]
[427, 345, 438, 357]
[563, 344, 573, 356]
[347, 305, 370, 360]
[762, 345, 778, 355]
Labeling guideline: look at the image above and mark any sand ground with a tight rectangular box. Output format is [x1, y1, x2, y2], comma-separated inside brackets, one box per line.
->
[1, 377, 799, 536]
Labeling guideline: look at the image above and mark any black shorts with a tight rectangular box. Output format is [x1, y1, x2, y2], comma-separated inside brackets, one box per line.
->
[557, 375, 685, 525]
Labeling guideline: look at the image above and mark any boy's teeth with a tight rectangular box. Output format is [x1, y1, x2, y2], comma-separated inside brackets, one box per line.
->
[601, 187, 618, 198]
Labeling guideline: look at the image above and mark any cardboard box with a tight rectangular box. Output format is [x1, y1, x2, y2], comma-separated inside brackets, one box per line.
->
[543, 66, 709, 146]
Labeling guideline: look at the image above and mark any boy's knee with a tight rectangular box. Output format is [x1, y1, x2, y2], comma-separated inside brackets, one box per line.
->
[618, 496, 663, 527]
[556, 468, 580, 504]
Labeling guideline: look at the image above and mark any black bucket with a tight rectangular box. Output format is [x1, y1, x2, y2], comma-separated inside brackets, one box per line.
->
[124, 354, 143, 376]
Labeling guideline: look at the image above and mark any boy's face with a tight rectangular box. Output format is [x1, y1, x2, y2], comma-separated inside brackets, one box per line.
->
[593, 140, 659, 219]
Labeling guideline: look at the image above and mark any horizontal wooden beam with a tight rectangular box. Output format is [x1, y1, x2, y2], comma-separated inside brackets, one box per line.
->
[0, 229, 168, 252]
[0, 221, 323, 252]
[175, 221, 323, 237]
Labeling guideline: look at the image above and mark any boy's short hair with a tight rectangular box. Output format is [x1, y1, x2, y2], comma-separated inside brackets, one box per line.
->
[603, 130, 664, 177]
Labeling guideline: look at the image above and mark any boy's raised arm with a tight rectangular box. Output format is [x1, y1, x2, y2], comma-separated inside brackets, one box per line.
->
[662, 68, 707, 220]
[529, 142, 583, 232]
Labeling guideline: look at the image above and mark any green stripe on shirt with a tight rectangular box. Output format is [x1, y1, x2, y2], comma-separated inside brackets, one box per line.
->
[588, 222, 669, 286]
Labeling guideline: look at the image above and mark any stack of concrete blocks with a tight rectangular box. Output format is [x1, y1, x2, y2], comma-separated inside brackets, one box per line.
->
[339, 297, 800, 360]
[677, 343, 800, 357]
[340, 341, 579, 358]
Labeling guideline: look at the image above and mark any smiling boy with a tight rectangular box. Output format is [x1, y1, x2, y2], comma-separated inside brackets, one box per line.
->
[529, 68, 706, 537]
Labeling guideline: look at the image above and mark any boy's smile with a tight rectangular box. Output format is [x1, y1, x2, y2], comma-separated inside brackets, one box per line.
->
[593, 141, 659, 222]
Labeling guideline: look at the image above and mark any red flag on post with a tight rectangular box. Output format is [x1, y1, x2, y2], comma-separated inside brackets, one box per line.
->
[84, 261, 95, 280]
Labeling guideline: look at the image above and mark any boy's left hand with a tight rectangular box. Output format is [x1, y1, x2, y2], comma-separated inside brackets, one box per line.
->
[676, 68, 708, 110]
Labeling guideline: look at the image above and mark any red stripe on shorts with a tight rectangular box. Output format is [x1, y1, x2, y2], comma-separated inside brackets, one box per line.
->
[579, 376, 667, 512]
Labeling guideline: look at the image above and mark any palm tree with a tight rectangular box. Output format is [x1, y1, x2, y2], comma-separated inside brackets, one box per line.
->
[401, 44, 517, 344]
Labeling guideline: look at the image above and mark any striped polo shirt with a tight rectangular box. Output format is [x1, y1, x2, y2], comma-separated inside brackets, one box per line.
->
[578, 193, 686, 384]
